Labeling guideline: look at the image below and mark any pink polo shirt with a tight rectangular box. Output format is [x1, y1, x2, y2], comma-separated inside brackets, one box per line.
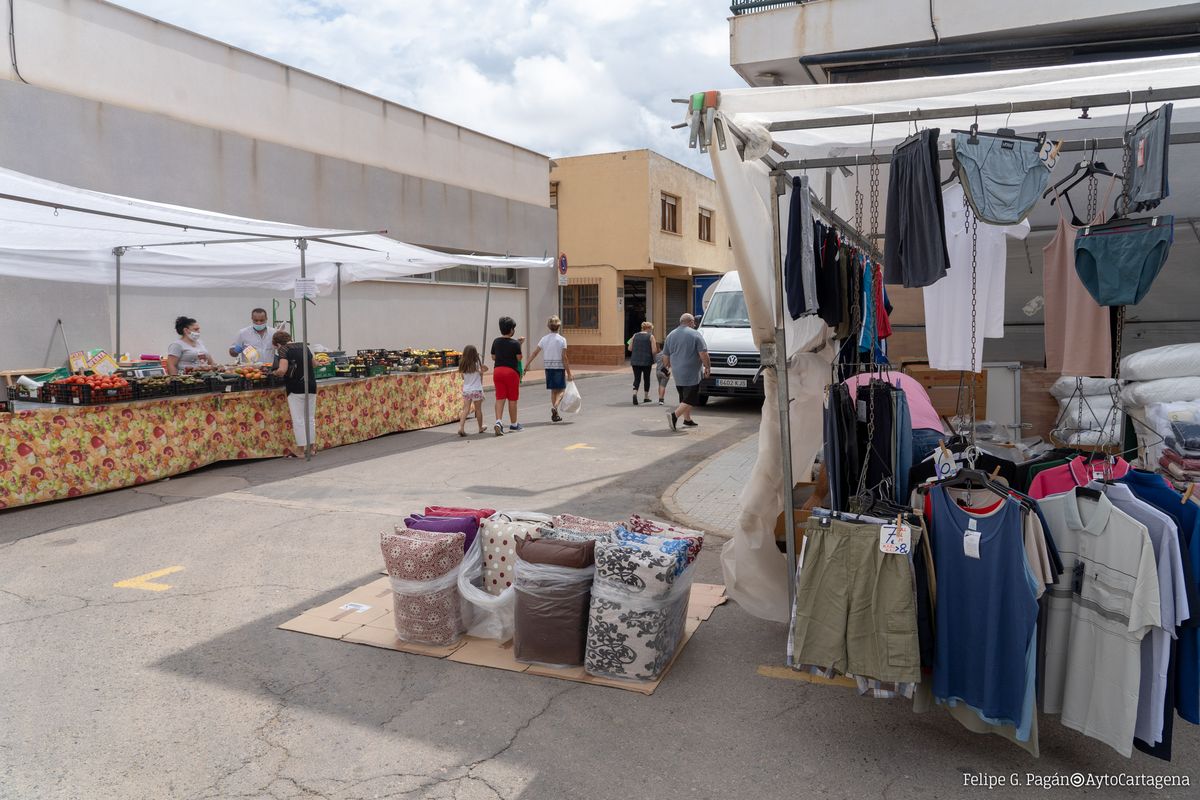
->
[842, 370, 945, 433]
[1028, 456, 1132, 500]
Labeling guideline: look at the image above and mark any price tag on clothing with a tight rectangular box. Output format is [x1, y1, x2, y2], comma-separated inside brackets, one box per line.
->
[963, 518, 981, 559]
[879, 524, 912, 555]
[857, 400, 868, 422]
[934, 448, 960, 480]
[1092, 467, 1105, 482]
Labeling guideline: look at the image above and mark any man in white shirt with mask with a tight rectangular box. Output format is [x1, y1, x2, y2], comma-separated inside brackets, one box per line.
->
[229, 308, 274, 363]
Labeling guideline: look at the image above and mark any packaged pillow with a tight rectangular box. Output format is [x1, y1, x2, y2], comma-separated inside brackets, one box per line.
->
[618, 522, 704, 564]
[513, 535, 596, 666]
[552, 514, 617, 535]
[425, 506, 496, 522]
[628, 513, 703, 539]
[515, 534, 596, 567]
[612, 528, 699, 576]
[404, 514, 479, 551]
[478, 516, 542, 595]
[585, 541, 696, 681]
[380, 528, 466, 646]
[537, 525, 612, 544]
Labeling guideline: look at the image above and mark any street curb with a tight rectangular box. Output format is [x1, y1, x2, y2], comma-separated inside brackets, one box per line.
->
[659, 431, 757, 542]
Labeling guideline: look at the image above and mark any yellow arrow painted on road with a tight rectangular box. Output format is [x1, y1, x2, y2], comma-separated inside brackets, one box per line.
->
[113, 566, 184, 592]
[565, 443, 595, 451]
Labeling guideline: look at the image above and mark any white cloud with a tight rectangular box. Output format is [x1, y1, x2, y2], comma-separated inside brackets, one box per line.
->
[111, 0, 741, 173]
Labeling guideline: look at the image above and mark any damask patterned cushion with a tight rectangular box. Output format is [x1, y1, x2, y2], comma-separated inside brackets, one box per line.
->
[592, 541, 683, 599]
[552, 514, 618, 535]
[585, 541, 693, 681]
[627, 515, 704, 545]
[479, 517, 542, 595]
[380, 527, 466, 646]
[404, 514, 479, 551]
[536, 525, 613, 544]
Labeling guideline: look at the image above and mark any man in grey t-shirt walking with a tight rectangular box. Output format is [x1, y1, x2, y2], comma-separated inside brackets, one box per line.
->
[661, 313, 710, 431]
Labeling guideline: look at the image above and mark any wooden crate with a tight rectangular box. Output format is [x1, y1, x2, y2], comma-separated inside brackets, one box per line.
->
[899, 361, 987, 421]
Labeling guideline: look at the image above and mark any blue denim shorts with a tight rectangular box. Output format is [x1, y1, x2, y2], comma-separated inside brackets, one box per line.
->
[953, 132, 1051, 225]
[545, 368, 567, 391]
[1074, 217, 1174, 306]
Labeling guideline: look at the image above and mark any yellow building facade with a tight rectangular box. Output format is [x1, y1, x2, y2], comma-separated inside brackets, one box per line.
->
[550, 150, 736, 365]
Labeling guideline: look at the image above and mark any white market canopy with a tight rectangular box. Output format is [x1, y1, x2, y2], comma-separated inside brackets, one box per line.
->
[0, 166, 552, 294]
[702, 52, 1200, 623]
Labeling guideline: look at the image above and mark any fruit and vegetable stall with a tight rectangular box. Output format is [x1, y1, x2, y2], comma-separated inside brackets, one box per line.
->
[0, 350, 465, 510]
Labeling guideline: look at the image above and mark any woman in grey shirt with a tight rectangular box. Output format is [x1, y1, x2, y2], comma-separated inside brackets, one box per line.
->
[165, 315, 217, 375]
[627, 321, 658, 405]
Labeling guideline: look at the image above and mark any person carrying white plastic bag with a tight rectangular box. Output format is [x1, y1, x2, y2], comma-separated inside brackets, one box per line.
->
[560, 380, 582, 414]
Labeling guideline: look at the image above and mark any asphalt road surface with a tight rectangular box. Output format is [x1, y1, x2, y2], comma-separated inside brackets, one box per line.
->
[1, 374, 1196, 799]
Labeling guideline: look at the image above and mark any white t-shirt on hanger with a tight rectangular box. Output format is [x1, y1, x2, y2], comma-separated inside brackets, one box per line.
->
[924, 182, 1029, 372]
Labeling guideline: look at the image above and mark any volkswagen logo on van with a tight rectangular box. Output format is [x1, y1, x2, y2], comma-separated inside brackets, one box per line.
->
[726, 355, 738, 367]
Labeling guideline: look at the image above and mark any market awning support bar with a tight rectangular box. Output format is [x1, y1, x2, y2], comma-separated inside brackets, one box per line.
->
[112, 247, 126, 359]
[298, 238, 312, 462]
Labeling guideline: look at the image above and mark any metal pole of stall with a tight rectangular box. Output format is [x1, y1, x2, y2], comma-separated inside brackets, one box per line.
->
[481, 265, 493, 355]
[113, 247, 124, 359]
[298, 239, 313, 462]
[769, 173, 799, 640]
[336, 262, 343, 352]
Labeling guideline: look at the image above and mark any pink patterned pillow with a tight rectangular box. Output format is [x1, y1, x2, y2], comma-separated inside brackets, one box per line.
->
[628, 514, 703, 538]
[380, 528, 466, 645]
[552, 514, 617, 535]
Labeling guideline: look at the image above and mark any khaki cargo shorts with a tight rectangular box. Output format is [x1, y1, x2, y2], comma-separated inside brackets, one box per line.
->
[791, 518, 920, 683]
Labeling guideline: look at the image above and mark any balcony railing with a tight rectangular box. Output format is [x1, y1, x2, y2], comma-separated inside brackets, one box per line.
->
[730, 1, 804, 15]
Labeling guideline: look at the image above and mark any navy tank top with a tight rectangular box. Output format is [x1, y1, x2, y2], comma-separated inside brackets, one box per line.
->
[930, 486, 1039, 725]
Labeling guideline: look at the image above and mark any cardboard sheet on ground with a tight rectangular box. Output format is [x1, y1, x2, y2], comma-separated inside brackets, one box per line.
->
[279, 579, 727, 695]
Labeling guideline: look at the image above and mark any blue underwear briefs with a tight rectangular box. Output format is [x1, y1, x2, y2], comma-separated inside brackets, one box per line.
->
[953, 132, 1051, 225]
[1073, 216, 1174, 307]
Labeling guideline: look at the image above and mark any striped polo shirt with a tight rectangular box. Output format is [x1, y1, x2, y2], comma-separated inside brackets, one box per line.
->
[1039, 488, 1162, 757]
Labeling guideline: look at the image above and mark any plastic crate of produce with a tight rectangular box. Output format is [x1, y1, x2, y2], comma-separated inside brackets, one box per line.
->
[131, 378, 176, 400]
[313, 364, 337, 380]
[367, 364, 388, 377]
[40, 382, 133, 406]
[349, 365, 368, 378]
[205, 374, 244, 394]
[6, 385, 38, 403]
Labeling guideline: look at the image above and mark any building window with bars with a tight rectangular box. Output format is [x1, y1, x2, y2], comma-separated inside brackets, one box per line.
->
[661, 192, 679, 234]
[698, 207, 714, 243]
[549, 181, 559, 209]
[562, 284, 600, 329]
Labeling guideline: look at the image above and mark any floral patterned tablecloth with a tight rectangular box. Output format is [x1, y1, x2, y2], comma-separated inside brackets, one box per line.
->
[0, 371, 460, 510]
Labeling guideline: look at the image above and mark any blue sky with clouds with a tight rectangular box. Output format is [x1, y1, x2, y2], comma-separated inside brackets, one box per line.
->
[113, 1, 742, 173]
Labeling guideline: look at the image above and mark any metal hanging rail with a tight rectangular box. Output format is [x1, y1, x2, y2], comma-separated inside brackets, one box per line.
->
[767, 83, 1200, 132]
[775, 131, 1200, 172]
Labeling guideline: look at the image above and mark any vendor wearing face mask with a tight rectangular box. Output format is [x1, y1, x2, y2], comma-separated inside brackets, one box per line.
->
[165, 316, 217, 375]
[229, 307, 273, 362]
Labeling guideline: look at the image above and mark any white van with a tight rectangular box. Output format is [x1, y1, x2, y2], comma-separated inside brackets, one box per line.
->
[696, 271, 762, 404]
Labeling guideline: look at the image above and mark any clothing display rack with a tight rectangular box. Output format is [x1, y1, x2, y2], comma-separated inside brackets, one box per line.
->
[694, 52, 1200, 761]
[761, 89, 1200, 613]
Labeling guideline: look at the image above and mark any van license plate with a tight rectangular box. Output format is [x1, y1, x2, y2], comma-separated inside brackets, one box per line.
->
[715, 378, 747, 388]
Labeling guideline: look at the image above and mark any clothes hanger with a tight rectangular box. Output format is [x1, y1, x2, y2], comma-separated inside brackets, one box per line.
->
[1081, 215, 1169, 236]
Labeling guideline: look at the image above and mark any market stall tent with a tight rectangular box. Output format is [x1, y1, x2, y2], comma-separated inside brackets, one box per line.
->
[0, 165, 552, 294]
[701, 52, 1200, 622]
[0, 165, 552, 460]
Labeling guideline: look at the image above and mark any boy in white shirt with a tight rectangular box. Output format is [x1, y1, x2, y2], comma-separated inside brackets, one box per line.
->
[527, 315, 574, 423]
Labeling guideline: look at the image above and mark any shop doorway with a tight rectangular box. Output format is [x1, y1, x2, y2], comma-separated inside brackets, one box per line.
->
[665, 277, 689, 334]
[623, 278, 651, 347]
